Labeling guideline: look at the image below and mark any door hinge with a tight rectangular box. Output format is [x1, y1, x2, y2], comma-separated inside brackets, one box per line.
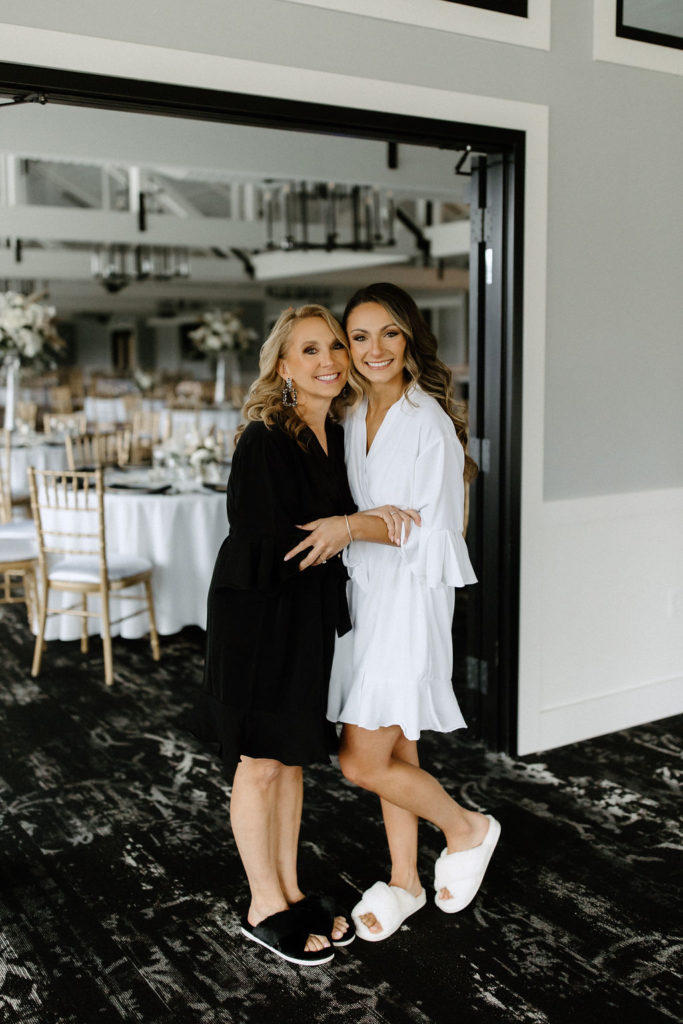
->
[466, 656, 489, 695]
[471, 207, 492, 245]
[469, 437, 490, 473]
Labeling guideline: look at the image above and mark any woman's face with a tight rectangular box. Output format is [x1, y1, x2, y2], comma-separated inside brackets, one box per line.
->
[278, 316, 349, 408]
[345, 302, 407, 389]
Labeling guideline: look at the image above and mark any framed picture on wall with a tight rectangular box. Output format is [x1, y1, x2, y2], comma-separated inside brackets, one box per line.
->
[277, 0, 549, 49]
[616, 0, 683, 51]
[594, 0, 683, 75]
[440, 0, 527, 15]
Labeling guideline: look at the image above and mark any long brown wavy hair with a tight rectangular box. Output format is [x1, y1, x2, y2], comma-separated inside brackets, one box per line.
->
[342, 282, 477, 482]
[237, 303, 361, 449]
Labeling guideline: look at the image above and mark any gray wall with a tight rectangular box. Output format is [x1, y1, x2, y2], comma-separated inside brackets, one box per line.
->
[4, 0, 683, 498]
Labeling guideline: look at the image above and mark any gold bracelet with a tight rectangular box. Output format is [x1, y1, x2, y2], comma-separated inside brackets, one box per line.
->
[344, 514, 353, 545]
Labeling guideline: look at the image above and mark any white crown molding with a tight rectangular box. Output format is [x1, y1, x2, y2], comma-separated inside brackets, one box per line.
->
[277, 0, 550, 50]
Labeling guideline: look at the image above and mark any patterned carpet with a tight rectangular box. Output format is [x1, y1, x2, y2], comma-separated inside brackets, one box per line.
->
[0, 605, 680, 1024]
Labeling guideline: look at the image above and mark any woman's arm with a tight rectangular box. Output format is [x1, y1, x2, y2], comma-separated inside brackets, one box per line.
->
[284, 506, 421, 571]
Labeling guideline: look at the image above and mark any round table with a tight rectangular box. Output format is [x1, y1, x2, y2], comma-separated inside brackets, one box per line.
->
[10, 438, 68, 501]
[160, 406, 241, 438]
[84, 395, 164, 424]
[41, 484, 228, 641]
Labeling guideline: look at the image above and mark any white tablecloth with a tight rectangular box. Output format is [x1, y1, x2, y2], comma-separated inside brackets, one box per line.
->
[160, 406, 241, 438]
[42, 485, 228, 641]
[0, 383, 53, 406]
[10, 440, 68, 500]
[84, 395, 164, 424]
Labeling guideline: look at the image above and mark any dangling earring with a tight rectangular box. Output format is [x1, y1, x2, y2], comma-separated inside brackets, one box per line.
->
[282, 377, 297, 407]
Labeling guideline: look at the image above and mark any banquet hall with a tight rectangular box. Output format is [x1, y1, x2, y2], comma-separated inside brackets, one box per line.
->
[0, 2, 681, 1022]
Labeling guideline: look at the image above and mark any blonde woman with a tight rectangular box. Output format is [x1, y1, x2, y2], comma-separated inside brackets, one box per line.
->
[193, 305, 359, 966]
[286, 283, 499, 943]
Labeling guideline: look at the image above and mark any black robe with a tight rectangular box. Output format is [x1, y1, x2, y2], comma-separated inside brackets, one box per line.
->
[193, 418, 356, 776]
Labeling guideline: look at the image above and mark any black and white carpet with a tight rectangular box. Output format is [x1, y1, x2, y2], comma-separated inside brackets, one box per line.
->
[0, 606, 680, 1024]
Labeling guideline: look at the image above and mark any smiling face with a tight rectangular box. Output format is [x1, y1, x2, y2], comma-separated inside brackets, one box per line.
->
[345, 301, 407, 394]
[278, 316, 349, 411]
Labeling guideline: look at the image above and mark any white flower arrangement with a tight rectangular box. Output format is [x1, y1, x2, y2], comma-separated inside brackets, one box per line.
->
[134, 368, 155, 393]
[0, 291, 65, 369]
[188, 433, 222, 468]
[189, 308, 257, 355]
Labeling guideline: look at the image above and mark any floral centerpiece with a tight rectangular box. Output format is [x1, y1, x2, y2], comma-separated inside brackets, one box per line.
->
[188, 433, 224, 482]
[1, 290, 65, 430]
[134, 368, 156, 394]
[0, 291, 65, 370]
[189, 308, 257, 404]
[189, 308, 256, 355]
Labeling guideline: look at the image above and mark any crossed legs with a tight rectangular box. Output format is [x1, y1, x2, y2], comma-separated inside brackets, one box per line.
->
[338, 724, 488, 935]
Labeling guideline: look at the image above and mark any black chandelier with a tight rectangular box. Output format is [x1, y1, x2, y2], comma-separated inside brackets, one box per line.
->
[91, 245, 190, 293]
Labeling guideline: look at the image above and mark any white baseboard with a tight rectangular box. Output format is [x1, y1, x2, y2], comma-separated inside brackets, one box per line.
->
[537, 674, 683, 753]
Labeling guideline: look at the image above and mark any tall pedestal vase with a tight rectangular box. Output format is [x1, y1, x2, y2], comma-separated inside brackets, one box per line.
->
[228, 350, 241, 407]
[214, 355, 227, 405]
[3, 356, 20, 431]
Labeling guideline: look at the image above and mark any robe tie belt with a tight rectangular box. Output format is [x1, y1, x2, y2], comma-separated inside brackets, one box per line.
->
[320, 554, 352, 637]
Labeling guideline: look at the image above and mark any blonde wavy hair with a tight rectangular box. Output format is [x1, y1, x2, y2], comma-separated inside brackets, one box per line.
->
[342, 283, 478, 482]
[236, 303, 361, 448]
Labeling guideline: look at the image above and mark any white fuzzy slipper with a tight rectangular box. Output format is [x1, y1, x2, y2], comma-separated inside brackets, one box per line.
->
[351, 881, 426, 942]
[434, 814, 501, 914]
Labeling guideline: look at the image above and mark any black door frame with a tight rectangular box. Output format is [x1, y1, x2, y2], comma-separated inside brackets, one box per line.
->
[0, 61, 524, 755]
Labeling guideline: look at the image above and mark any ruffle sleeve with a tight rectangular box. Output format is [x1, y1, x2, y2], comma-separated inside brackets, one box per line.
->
[398, 435, 477, 589]
[341, 538, 372, 591]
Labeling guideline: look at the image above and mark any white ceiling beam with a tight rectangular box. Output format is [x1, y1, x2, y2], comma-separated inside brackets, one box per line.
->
[252, 249, 408, 282]
[0, 249, 247, 282]
[0, 204, 420, 257]
[0, 206, 267, 249]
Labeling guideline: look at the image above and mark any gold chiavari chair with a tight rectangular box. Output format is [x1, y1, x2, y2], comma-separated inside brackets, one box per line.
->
[49, 385, 73, 414]
[122, 393, 142, 419]
[0, 430, 39, 627]
[16, 401, 38, 431]
[172, 380, 203, 408]
[130, 410, 163, 464]
[43, 412, 87, 437]
[65, 431, 131, 471]
[59, 367, 85, 409]
[28, 467, 160, 687]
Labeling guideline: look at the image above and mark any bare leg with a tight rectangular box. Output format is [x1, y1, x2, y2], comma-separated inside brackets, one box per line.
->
[382, 733, 421, 897]
[272, 764, 304, 904]
[339, 724, 489, 909]
[229, 756, 329, 952]
[272, 765, 349, 942]
[358, 734, 422, 935]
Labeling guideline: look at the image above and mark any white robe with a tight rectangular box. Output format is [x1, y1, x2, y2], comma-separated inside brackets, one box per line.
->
[328, 386, 477, 740]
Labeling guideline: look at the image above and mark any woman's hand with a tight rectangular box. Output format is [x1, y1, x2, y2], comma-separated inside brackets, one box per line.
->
[360, 505, 421, 545]
[284, 516, 350, 570]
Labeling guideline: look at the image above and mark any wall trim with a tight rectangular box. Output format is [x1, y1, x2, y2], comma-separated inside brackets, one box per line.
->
[538, 674, 682, 752]
[594, 0, 683, 76]
[278, 0, 550, 49]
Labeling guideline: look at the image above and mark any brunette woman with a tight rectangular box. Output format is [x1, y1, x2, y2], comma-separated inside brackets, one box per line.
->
[286, 283, 499, 942]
